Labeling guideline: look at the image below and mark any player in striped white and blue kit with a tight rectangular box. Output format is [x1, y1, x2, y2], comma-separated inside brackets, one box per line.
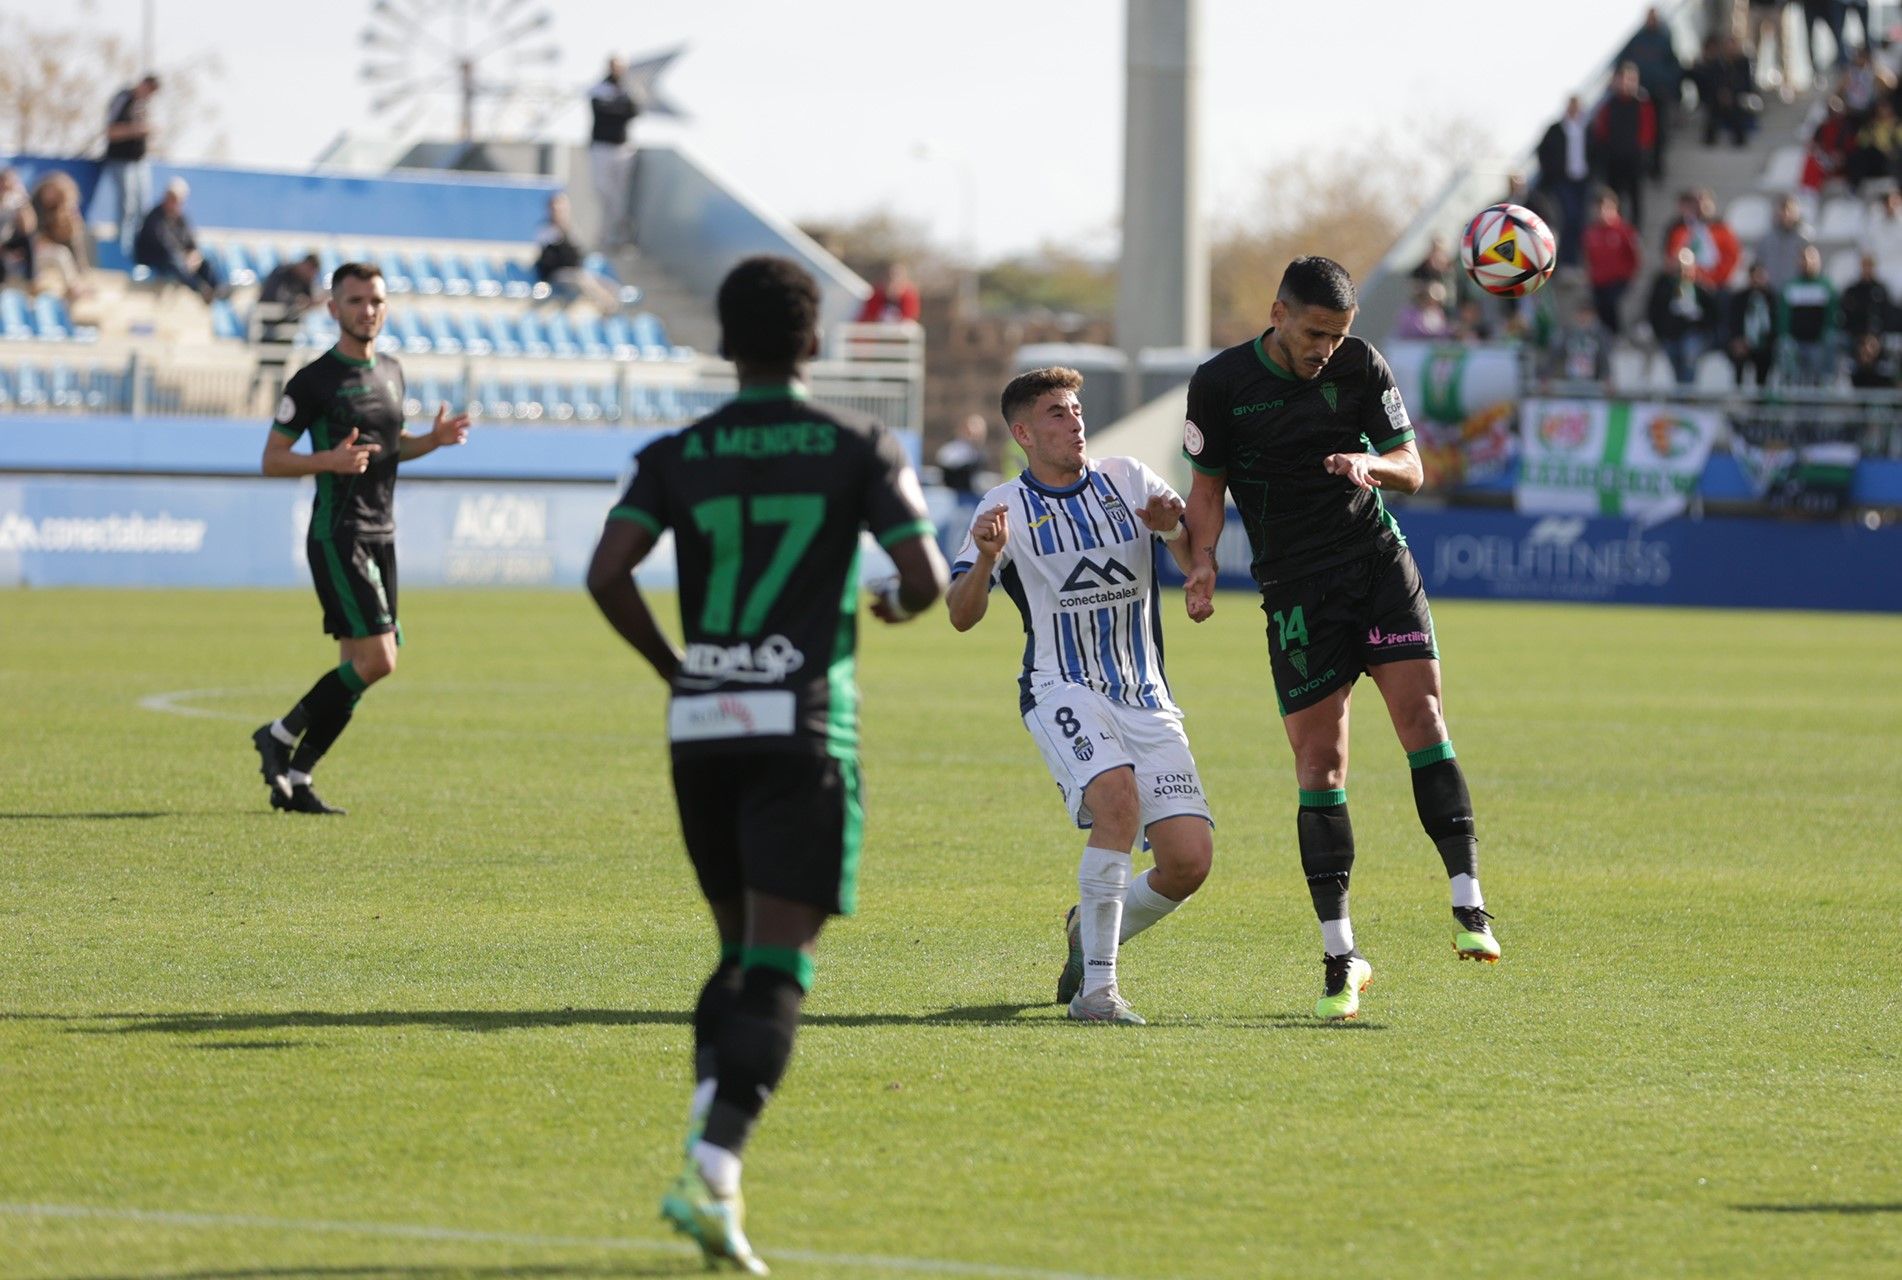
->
[946, 367, 1213, 1025]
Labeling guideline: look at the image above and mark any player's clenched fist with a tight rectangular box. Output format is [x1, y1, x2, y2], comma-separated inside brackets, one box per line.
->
[1184, 563, 1216, 623]
[971, 503, 1010, 559]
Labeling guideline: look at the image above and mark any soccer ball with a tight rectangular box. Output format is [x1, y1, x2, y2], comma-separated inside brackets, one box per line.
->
[1460, 203, 1557, 298]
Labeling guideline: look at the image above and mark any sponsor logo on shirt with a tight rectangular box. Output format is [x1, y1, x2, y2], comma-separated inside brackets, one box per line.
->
[1183, 419, 1205, 455]
[1381, 387, 1411, 432]
[1057, 556, 1140, 607]
[275, 395, 297, 425]
[1151, 771, 1201, 799]
[678, 635, 806, 687]
[1366, 625, 1431, 647]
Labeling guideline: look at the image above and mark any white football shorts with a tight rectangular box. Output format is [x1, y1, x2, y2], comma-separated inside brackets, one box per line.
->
[1022, 682, 1212, 832]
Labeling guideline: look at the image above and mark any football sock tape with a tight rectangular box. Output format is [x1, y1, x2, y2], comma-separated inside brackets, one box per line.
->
[1297, 790, 1354, 924]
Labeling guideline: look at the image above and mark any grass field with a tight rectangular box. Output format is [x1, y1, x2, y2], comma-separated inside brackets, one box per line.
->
[3, 586, 1900, 1280]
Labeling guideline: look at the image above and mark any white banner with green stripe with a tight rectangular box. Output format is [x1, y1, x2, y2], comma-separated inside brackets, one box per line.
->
[1516, 399, 1723, 524]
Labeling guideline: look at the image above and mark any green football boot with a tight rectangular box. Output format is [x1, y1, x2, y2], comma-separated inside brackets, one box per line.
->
[660, 1158, 768, 1275]
[1315, 951, 1373, 1021]
[1056, 904, 1084, 1005]
[1453, 906, 1500, 962]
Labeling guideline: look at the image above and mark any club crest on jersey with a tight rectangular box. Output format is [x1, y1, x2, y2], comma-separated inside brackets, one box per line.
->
[1100, 491, 1131, 526]
[1289, 649, 1310, 679]
[1071, 734, 1095, 762]
[1320, 383, 1338, 413]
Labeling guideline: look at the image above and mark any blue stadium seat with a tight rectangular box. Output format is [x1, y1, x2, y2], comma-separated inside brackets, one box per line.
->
[463, 255, 503, 298]
[513, 311, 553, 358]
[448, 311, 491, 356]
[434, 253, 474, 297]
[652, 386, 689, 423]
[508, 377, 541, 420]
[222, 244, 259, 287]
[210, 299, 245, 342]
[47, 364, 83, 408]
[476, 312, 521, 358]
[539, 379, 574, 421]
[385, 311, 430, 355]
[251, 243, 280, 282]
[542, 312, 581, 358]
[569, 379, 601, 422]
[13, 364, 47, 406]
[626, 386, 661, 423]
[632, 312, 672, 357]
[598, 313, 638, 360]
[0, 367, 13, 407]
[475, 377, 513, 420]
[591, 380, 623, 423]
[407, 252, 444, 296]
[377, 251, 414, 294]
[570, 313, 610, 359]
[420, 310, 461, 354]
[1, 289, 35, 339]
[318, 246, 344, 283]
[374, 327, 402, 356]
[502, 259, 551, 300]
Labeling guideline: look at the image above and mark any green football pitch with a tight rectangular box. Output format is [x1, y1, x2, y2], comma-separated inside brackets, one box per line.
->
[3, 587, 1898, 1279]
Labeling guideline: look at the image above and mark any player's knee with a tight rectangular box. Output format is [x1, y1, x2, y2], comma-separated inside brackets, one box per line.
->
[357, 647, 396, 684]
[1154, 825, 1213, 893]
[1086, 768, 1141, 838]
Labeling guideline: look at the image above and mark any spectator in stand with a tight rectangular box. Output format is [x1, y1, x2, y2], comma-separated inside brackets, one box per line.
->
[1649, 246, 1721, 384]
[1801, 95, 1857, 192]
[1536, 95, 1595, 265]
[1692, 34, 1760, 146]
[856, 261, 921, 323]
[1594, 64, 1658, 227]
[1547, 299, 1613, 385]
[1748, 0, 1795, 99]
[588, 57, 641, 249]
[1865, 188, 1902, 263]
[1666, 189, 1742, 304]
[1583, 189, 1644, 334]
[0, 168, 35, 288]
[1393, 280, 1452, 339]
[29, 172, 96, 311]
[1840, 252, 1891, 337]
[1848, 98, 1902, 191]
[101, 74, 159, 255]
[1848, 330, 1896, 387]
[935, 413, 993, 496]
[1838, 46, 1893, 122]
[134, 178, 226, 303]
[1728, 261, 1780, 386]
[1756, 194, 1815, 290]
[1453, 297, 1494, 343]
[1617, 9, 1685, 178]
[535, 192, 624, 314]
[1779, 243, 1841, 385]
[260, 253, 326, 319]
[1801, 0, 1847, 78]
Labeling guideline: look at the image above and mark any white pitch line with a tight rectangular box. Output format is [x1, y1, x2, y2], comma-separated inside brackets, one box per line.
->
[136, 685, 636, 744]
[0, 1201, 1133, 1280]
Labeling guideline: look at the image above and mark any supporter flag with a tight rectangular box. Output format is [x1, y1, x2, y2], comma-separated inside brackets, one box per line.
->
[1516, 399, 1723, 523]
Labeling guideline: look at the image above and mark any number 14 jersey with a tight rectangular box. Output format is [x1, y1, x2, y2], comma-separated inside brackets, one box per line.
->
[953, 457, 1181, 717]
[612, 384, 934, 758]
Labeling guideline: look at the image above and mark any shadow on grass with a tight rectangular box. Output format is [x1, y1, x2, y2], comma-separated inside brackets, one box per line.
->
[57, 1263, 697, 1279]
[1261, 1014, 1390, 1031]
[1732, 1203, 1902, 1215]
[193, 1040, 309, 1052]
[0, 811, 178, 821]
[27, 1003, 1062, 1037]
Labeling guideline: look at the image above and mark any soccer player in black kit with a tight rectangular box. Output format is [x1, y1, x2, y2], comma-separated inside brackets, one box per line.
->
[587, 256, 946, 1273]
[251, 262, 471, 814]
[1180, 256, 1498, 1021]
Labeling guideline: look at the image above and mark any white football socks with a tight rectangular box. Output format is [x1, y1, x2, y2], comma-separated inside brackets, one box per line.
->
[269, 720, 297, 746]
[1321, 917, 1355, 957]
[692, 1139, 742, 1197]
[1119, 868, 1185, 943]
[1077, 846, 1131, 998]
[287, 770, 312, 788]
[687, 1078, 716, 1129]
[1450, 873, 1485, 909]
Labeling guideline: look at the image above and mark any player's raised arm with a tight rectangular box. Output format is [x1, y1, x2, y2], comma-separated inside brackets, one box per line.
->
[398, 401, 473, 462]
[945, 502, 1009, 631]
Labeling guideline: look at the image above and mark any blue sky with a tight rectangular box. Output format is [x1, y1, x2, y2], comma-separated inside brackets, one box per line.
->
[76, 0, 1653, 258]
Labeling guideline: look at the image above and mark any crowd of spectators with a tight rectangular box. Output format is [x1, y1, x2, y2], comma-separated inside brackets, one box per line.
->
[1396, 3, 1902, 395]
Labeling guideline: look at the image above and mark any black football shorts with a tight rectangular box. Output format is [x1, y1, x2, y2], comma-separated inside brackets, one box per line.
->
[671, 748, 865, 916]
[308, 534, 398, 640]
[1260, 544, 1438, 716]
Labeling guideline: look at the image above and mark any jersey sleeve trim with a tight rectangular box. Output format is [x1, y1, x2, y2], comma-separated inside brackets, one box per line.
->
[949, 559, 975, 580]
[1184, 452, 1227, 476]
[1372, 429, 1416, 454]
[608, 504, 663, 534]
[876, 517, 935, 549]
[270, 422, 302, 439]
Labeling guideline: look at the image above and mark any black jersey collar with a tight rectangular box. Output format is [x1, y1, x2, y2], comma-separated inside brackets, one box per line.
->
[1018, 466, 1093, 497]
[733, 381, 810, 403]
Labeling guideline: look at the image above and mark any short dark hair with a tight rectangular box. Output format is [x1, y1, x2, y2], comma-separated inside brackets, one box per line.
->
[1000, 366, 1083, 426]
[1277, 256, 1358, 312]
[331, 261, 384, 293]
[718, 256, 820, 366]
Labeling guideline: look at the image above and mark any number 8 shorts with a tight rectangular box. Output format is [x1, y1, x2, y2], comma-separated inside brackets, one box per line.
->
[1022, 684, 1212, 832]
